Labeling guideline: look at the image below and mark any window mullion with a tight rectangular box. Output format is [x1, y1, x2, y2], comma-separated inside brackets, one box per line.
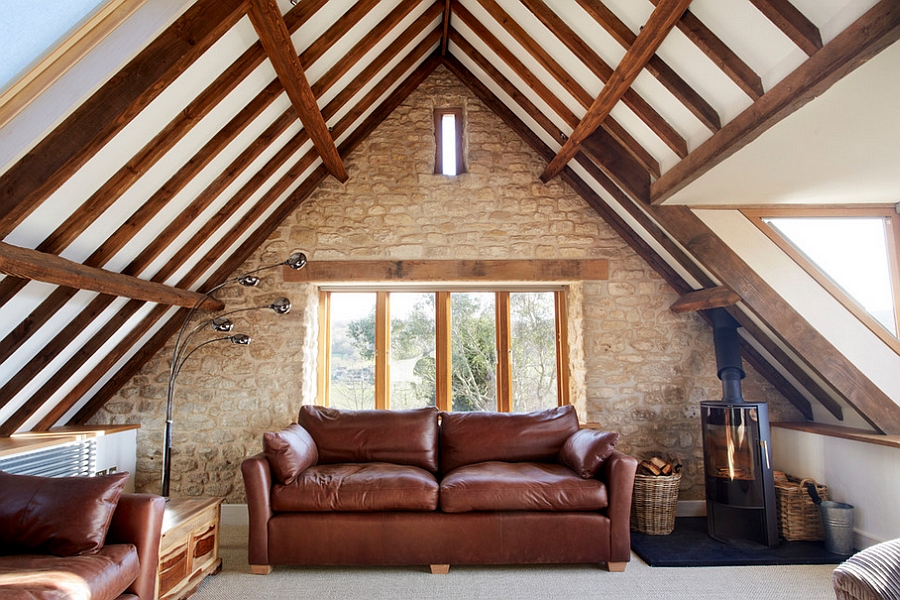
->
[887, 216, 900, 335]
[375, 292, 389, 410]
[318, 290, 331, 407]
[435, 292, 452, 412]
[496, 292, 512, 412]
[554, 290, 570, 407]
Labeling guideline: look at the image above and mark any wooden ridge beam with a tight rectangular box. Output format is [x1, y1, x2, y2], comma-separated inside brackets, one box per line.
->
[670, 286, 741, 313]
[441, 0, 452, 55]
[651, 0, 900, 205]
[572, 0, 720, 131]
[0, 0, 247, 238]
[0, 242, 223, 311]
[248, 0, 348, 182]
[540, 0, 691, 182]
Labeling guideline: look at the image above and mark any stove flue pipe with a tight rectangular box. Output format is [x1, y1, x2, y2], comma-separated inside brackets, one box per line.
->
[707, 308, 745, 402]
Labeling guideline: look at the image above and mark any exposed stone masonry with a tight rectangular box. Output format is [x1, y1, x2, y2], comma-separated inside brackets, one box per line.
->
[94, 66, 803, 503]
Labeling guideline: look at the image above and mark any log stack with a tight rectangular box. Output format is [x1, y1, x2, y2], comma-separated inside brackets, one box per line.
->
[637, 456, 681, 477]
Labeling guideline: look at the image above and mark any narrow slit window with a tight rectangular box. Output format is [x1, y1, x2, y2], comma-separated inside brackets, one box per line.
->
[434, 108, 465, 176]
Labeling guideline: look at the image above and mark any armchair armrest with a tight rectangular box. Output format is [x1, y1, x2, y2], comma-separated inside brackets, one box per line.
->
[600, 449, 638, 563]
[106, 493, 166, 600]
[242, 453, 274, 566]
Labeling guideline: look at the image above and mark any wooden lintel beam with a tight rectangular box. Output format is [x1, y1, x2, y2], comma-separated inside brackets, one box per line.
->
[652, 0, 900, 204]
[540, 0, 692, 182]
[0, 242, 223, 311]
[247, 0, 348, 182]
[670, 286, 741, 313]
[284, 259, 609, 283]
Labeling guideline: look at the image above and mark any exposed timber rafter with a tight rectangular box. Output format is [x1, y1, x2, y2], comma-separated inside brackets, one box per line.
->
[540, 0, 692, 182]
[0, 242, 224, 311]
[247, 0, 348, 182]
[670, 286, 741, 313]
[652, 0, 900, 205]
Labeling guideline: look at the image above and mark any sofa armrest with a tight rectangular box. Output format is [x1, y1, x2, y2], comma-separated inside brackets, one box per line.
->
[600, 449, 638, 563]
[242, 453, 274, 566]
[106, 493, 166, 600]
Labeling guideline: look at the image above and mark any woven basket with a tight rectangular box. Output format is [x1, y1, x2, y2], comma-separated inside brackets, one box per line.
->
[630, 470, 682, 535]
[774, 472, 829, 541]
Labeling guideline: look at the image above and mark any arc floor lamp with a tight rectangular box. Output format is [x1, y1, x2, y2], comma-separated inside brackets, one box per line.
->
[161, 252, 307, 496]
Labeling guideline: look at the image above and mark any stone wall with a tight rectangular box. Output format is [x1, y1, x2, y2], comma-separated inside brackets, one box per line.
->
[94, 65, 804, 502]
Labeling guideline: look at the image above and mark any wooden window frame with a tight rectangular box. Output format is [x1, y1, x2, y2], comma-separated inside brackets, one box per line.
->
[319, 288, 569, 412]
[743, 206, 900, 354]
[434, 107, 465, 176]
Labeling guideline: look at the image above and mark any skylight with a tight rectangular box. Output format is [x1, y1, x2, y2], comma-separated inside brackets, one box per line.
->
[762, 215, 898, 335]
[0, 0, 108, 91]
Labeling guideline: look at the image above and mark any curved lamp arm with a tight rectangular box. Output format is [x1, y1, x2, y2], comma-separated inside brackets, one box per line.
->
[161, 252, 305, 497]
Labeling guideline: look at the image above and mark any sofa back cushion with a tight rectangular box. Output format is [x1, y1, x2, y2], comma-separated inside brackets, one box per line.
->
[0, 471, 129, 556]
[439, 405, 580, 474]
[298, 405, 440, 473]
[264, 423, 318, 484]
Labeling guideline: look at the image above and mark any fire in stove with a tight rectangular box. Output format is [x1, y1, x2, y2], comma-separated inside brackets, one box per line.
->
[700, 309, 779, 548]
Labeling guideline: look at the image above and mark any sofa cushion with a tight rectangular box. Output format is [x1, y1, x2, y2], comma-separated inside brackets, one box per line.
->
[439, 461, 608, 513]
[264, 423, 318, 484]
[439, 406, 580, 474]
[298, 405, 439, 473]
[272, 463, 440, 512]
[558, 429, 619, 479]
[0, 471, 129, 557]
[0, 543, 139, 599]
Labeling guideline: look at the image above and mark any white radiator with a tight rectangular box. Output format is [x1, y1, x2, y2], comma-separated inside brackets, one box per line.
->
[0, 438, 97, 477]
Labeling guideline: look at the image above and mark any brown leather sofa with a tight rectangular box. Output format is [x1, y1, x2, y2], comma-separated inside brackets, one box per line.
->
[242, 405, 638, 573]
[0, 471, 165, 600]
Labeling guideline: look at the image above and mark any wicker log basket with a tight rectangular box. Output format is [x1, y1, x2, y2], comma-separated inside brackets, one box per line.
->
[774, 471, 829, 541]
[630, 457, 682, 535]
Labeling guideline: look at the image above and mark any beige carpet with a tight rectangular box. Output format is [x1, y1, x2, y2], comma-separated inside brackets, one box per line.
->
[191, 524, 838, 599]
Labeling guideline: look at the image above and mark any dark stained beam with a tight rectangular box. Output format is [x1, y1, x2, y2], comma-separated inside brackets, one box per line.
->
[450, 3, 659, 178]
[0, 0, 247, 238]
[444, 51, 838, 423]
[573, 0, 720, 131]
[650, 0, 764, 99]
[749, 0, 822, 56]
[516, 0, 688, 158]
[69, 54, 442, 428]
[441, 0, 452, 55]
[247, 0, 348, 182]
[652, 0, 900, 204]
[580, 128, 650, 201]
[670, 286, 741, 313]
[656, 205, 900, 434]
[0, 242, 223, 310]
[540, 0, 692, 182]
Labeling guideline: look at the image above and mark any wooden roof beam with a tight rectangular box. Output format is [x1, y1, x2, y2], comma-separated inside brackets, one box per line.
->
[0, 242, 223, 311]
[649, 0, 764, 99]
[540, 0, 692, 182]
[451, 2, 659, 178]
[749, 0, 822, 56]
[485, 0, 687, 158]
[573, 0, 720, 131]
[652, 0, 900, 205]
[247, 0, 348, 183]
[441, 0, 452, 55]
[670, 286, 741, 313]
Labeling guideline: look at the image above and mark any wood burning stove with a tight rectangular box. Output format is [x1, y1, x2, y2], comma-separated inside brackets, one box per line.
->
[700, 309, 779, 548]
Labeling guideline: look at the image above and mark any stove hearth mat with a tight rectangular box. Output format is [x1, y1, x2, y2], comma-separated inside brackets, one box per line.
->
[631, 517, 850, 567]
